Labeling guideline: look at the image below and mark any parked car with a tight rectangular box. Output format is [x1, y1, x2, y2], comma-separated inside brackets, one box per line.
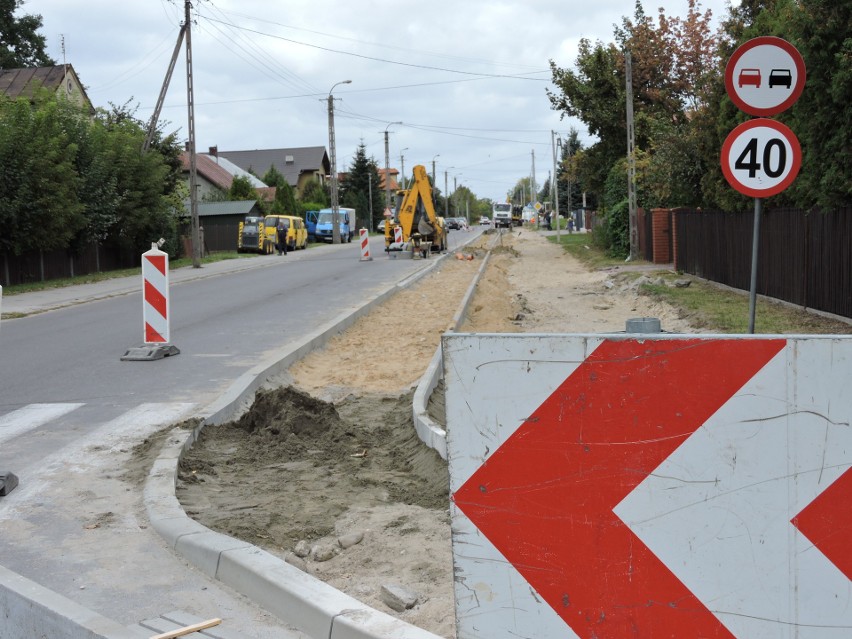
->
[377, 220, 386, 233]
[446, 218, 461, 230]
[479, 216, 490, 225]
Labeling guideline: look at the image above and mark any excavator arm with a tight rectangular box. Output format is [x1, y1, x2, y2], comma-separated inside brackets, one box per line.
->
[387, 164, 445, 252]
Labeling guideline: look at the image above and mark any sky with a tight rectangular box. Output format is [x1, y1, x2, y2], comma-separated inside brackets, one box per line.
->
[29, 0, 735, 202]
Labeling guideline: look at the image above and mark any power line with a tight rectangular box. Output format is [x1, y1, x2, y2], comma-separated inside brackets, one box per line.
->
[211, 8, 544, 73]
[87, 27, 179, 93]
[201, 15, 549, 81]
[199, 1, 319, 95]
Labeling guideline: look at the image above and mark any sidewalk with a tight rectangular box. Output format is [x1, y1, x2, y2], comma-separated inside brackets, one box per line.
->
[1, 252, 290, 317]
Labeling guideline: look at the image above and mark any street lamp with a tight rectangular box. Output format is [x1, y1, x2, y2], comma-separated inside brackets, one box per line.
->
[328, 79, 352, 244]
[384, 121, 402, 214]
[551, 131, 561, 241]
[399, 147, 409, 190]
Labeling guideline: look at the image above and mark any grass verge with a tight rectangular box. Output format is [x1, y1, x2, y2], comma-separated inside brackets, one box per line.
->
[546, 231, 850, 335]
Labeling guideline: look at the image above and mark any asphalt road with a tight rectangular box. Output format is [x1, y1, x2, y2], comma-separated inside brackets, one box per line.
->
[0, 229, 478, 634]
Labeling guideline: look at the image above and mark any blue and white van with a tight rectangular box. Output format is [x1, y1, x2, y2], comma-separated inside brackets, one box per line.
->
[315, 207, 355, 243]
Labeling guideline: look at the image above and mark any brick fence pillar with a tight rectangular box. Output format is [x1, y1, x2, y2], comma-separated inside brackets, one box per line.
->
[651, 208, 671, 264]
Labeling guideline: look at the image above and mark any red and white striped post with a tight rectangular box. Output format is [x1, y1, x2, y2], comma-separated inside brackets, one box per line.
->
[394, 226, 403, 245]
[143, 243, 170, 343]
[121, 242, 180, 360]
[359, 228, 372, 261]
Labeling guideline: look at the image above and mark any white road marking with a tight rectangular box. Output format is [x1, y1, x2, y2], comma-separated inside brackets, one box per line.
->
[0, 403, 84, 446]
[0, 402, 196, 518]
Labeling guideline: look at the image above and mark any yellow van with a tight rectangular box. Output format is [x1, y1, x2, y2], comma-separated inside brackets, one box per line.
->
[264, 215, 308, 252]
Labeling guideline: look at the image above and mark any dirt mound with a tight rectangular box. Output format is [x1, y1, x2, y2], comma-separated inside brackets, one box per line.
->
[178, 388, 449, 552]
[234, 386, 344, 451]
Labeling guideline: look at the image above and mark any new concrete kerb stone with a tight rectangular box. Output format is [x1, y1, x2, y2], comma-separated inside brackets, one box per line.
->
[0, 564, 147, 639]
[146, 239, 491, 639]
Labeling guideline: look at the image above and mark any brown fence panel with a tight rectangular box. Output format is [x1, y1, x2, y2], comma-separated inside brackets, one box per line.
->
[675, 207, 851, 320]
[202, 222, 239, 252]
[1, 244, 138, 287]
[804, 208, 852, 318]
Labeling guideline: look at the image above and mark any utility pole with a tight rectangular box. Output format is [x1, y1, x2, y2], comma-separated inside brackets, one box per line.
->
[143, 23, 187, 153]
[383, 122, 401, 213]
[367, 173, 373, 232]
[626, 50, 639, 260]
[399, 148, 408, 190]
[328, 80, 352, 244]
[444, 171, 449, 217]
[552, 131, 561, 241]
[530, 149, 536, 207]
[184, 0, 200, 268]
[384, 130, 391, 211]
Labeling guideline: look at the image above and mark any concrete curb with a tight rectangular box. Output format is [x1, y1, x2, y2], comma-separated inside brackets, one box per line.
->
[411, 231, 501, 460]
[145, 251, 462, 639]
[0, 565, 147, 639]
[411, 253, 492, 460]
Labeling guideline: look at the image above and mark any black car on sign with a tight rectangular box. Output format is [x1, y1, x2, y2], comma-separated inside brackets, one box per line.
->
[768, 68, 792, 89]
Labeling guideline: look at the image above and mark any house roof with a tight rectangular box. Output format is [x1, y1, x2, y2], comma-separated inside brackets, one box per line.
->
[218, 146, 330, 187]
[376, 168, 400, 191]
[181, 152, 278, 203]
[201, 154, 267, 188]
[197, 200, 262, 217]
[0, 65, 93, 111]
[181, 153, 235, 192]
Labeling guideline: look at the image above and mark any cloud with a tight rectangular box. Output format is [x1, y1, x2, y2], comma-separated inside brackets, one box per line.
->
[31, 0, 732, 201]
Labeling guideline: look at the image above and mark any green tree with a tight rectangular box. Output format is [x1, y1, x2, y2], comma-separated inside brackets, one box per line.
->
[261, 165, 297, 214]
[0, 94, 184, 259]
[548, 39, 625, 199]
[452, 185, 478, 221]
[228, 175, 258, 201]
[549, 1, 721, 209]
[340, 142, 383, 229]
[785, 0, 852, 207]
[300, 179, 328, 206]
[98, 111, 181, 253]
[557, 128, 587, 212]
[0, 96, 83, 254]
[0, 0, 54, 68]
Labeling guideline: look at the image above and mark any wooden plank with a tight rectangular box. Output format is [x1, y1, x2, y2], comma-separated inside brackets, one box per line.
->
[149, 618, 221, 639]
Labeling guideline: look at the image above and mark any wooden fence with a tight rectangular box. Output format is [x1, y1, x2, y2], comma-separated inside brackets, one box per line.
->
[1, 243, 140, 288]
[675, 207, 852, 320]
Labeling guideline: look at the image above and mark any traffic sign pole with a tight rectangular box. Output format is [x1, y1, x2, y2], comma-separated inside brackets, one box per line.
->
[748, 197, 761, 333]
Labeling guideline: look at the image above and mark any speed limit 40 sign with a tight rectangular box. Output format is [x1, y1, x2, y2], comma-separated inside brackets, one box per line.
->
[721, 119, 801, 198]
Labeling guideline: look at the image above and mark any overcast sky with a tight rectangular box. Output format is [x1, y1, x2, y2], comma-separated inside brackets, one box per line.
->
[31, 0, 734, 202]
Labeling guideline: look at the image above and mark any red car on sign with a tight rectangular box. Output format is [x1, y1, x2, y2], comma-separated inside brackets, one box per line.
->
[738, 68, 761, 88]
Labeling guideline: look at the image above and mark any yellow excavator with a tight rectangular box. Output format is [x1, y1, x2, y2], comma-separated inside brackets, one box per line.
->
[385, 164, 446, 255]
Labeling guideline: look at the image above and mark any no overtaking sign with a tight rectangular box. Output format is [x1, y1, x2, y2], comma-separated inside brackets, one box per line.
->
[725, 36, 806, 116]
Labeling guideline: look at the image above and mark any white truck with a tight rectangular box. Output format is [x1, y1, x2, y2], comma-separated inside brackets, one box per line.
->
[492, 202, 513, 228]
